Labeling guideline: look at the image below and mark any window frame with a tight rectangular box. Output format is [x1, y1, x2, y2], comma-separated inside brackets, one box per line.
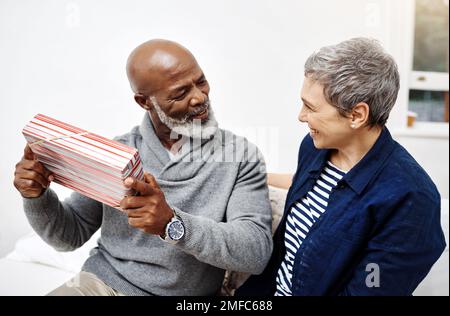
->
[408, 0, 449, 124]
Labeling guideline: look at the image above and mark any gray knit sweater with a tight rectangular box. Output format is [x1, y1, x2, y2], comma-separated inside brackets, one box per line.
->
[23, 113, 273, 296]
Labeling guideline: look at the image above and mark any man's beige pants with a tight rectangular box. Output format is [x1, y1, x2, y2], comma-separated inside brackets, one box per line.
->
[47, 271, 125, 296]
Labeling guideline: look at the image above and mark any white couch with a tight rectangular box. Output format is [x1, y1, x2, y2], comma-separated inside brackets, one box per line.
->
[0, 188, 448, 296]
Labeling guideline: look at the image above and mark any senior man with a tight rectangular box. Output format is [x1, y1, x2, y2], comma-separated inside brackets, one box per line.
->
[13, 39, 273, 296]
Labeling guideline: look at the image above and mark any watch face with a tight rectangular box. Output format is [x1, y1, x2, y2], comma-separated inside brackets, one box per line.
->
[168, 220, 185, 241]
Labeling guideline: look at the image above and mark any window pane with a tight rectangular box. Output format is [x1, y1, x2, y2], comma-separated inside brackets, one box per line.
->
[409, 90, 449, 122]
[413, 0, 449, 73]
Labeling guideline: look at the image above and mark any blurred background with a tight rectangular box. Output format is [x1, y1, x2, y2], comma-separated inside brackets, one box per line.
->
[0, 0, 448, 295]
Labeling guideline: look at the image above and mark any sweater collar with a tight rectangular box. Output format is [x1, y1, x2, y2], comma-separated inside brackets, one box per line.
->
[139, 112, 171, 168]
[138, 112, 221, 177]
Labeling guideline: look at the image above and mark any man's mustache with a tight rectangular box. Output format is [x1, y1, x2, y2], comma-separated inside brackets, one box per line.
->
[185, 99, 210, 121]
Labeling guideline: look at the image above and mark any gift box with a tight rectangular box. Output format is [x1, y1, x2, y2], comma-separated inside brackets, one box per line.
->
[22, 114, 144, 208]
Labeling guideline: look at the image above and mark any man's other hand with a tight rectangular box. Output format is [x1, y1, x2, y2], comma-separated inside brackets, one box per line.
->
[120, 172, 174, 236]
[13, 144, 54, 198]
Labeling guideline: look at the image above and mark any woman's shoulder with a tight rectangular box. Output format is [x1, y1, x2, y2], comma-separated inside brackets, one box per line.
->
[390, 143, 436, 184]
[375, 142, 440, 202]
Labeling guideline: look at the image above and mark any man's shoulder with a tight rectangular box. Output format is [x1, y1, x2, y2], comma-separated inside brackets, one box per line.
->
[113, 125, 142, 146]
[217, 128, 264, 162]
[217, 128, 259, 148]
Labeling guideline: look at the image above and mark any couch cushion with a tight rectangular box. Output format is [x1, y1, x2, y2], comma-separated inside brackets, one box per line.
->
[221, 186, 287, 295]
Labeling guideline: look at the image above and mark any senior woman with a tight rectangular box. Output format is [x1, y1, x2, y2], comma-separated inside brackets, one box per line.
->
[236, 38, 446, 296]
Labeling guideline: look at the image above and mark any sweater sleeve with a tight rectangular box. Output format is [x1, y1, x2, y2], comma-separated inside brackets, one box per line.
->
[174, 146, 274, 274]
[22, 187, 103, 252]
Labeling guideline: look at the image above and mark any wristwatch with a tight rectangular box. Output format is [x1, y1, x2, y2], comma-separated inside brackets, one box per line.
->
[160, 209, 185, 244]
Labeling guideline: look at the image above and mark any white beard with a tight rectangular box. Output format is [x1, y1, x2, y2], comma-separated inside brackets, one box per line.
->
[150, 96, 218, 140]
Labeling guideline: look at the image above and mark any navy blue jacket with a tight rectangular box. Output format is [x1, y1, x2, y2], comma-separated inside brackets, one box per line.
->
[237, 128, 446, 296]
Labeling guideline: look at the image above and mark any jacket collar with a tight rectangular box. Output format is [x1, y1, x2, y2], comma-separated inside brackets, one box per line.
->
[343, 127, 396, 195]
[304, 127, 397, 195]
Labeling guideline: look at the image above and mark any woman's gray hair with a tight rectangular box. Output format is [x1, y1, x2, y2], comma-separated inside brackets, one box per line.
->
[304, 37, 400, 127]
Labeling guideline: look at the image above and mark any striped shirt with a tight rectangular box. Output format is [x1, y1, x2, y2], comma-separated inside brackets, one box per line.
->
[275, 161, 347, 296]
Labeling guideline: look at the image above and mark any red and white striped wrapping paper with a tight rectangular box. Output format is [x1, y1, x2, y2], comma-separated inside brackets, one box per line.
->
[22, 114, 144, 209]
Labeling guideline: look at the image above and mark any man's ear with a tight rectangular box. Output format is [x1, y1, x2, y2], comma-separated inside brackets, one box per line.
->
[134, 94, 151, 111]
[350, 102, 370, 128]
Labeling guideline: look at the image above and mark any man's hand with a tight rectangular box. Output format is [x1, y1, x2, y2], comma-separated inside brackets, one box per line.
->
[120, 172, 174, 236]
[13, 144, 54, 198]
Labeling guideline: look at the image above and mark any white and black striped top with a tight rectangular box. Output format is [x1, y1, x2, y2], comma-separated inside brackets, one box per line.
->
[275, 161, 347, 296]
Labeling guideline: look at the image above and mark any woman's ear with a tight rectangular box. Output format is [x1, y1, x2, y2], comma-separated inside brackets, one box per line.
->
[350, 102, 370, 129]
[134, 94, 151, 111]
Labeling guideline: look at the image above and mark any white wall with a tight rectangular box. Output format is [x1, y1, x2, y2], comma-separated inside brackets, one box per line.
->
[1, 0, 448, 256]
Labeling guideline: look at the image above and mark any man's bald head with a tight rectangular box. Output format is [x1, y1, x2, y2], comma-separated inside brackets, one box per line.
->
[126, 39, 199, 94]
[126, 39, 214, 140]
